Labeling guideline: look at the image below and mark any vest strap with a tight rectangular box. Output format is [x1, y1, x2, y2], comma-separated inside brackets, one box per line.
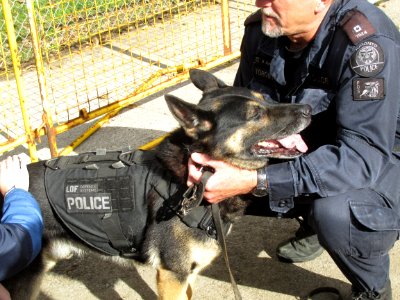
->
[101, 213, 137, 256]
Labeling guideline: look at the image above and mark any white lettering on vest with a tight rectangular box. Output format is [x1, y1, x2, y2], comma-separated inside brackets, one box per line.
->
[65, 194, 112, 213]
[66, 185, 78, 193]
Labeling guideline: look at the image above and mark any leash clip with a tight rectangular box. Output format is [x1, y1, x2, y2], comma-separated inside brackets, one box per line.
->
[179, 185, 199, 216]
[178, 165, 214, 216]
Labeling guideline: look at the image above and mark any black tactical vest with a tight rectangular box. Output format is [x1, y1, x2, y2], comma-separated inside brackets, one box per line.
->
[44, 149, 177, 258]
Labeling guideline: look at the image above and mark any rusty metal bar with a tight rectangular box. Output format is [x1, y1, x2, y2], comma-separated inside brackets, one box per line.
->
[1, 0, 38, 161]
[26, 0, 58, 158]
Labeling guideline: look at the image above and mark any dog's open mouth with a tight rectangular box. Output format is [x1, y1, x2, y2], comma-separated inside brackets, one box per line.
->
[252, 134, 306, 159]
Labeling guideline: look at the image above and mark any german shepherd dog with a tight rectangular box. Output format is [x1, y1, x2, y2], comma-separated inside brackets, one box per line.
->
[4, 69, 311, 300]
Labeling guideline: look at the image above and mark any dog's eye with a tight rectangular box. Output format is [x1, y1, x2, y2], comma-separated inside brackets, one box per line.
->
[247, 106, 262, 120]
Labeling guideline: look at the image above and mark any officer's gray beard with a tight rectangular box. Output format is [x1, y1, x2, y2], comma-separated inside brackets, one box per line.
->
[260, 9, 283, 38]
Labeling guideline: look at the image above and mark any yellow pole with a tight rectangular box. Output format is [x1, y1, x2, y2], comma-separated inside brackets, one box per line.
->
[139, 134, 169, 150]
[221, 0, 232, 55]
[0, 135, 29, 154]
[1, 0, 38, 161]
[26, 0, 58, 157]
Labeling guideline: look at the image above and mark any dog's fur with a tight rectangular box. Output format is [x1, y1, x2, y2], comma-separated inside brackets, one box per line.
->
[4, 70, 311, 300]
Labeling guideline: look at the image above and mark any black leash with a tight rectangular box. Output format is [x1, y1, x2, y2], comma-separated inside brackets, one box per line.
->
[211, 202, 242, 300]
[197, 168, 242, 300]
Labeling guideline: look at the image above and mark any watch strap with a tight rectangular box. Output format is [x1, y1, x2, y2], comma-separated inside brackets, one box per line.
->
[256, 167, 267, 189]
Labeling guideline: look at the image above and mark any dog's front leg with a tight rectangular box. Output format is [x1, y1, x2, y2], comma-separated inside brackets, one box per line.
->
[156, 267, 191, 300]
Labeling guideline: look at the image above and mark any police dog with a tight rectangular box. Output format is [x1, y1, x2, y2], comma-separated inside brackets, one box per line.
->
[4, 69, 311, 300]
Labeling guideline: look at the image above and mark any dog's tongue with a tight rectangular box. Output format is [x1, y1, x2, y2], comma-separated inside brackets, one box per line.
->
[259, 134, 308, 153]
[277, 134, 308, 153]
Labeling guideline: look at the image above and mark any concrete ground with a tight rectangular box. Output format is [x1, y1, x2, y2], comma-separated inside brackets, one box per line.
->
[5, 0, 400, 299]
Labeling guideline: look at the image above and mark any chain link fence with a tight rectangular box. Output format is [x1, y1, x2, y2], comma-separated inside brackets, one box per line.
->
[0, 0, 254, 161]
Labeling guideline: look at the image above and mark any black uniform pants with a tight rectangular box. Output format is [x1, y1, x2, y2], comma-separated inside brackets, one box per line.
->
[310, 188, 399, 292]
[245, 188, 399, 292]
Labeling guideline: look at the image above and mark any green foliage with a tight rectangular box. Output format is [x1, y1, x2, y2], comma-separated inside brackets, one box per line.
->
[0, 0, 196, 64]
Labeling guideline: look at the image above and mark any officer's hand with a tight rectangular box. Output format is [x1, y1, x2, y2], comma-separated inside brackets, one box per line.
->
[0, 155, 30, 196]
[187, 153, 257, 203]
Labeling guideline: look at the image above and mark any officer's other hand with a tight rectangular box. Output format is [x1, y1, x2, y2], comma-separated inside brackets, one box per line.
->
[0, 155, 30, 196]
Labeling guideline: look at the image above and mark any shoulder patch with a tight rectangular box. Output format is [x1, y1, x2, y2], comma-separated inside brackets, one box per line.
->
[340, 9, 376, 45]
[350, 41, 385, 77]
[352, 78, 385, 101]
[244, 9, 262, 26]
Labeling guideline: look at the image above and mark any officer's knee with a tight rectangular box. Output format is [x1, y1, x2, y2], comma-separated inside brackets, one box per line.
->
[311, 196, 351, 252]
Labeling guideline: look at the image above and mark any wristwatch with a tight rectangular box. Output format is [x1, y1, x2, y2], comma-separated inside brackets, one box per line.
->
[252, 167, 268, 197]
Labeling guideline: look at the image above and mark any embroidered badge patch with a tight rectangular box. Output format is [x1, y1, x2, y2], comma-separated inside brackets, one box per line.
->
[350, 41, 385, 77]
[353, 78, 384, 100]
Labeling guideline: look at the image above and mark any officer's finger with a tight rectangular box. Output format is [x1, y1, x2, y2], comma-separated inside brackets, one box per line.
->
[187, 157, 203, 186]
[190, 152, 212, 165]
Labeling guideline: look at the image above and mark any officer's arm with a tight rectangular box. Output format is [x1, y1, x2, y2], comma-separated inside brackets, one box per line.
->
[267, 33, 400, 202]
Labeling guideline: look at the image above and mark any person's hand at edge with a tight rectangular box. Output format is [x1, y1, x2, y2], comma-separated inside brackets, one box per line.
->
[0, 155, 30, 197]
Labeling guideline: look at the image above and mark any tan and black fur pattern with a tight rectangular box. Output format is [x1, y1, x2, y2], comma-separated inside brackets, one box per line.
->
[3, 70, 311, 300]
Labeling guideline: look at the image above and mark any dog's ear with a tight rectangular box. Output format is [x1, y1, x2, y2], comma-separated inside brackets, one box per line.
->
[165, 94, 214, 139]
[189, 69, 227, 92]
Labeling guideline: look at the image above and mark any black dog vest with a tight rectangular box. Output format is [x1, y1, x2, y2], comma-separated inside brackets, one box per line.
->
[44, 149, 227, 258]
[44, 149, 178, 258]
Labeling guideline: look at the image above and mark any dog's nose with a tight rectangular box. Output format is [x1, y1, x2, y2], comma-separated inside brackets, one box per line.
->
[301, 105, 312, 117]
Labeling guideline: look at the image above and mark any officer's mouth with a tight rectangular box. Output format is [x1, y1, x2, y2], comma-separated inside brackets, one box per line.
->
[261, 9, 281, 24]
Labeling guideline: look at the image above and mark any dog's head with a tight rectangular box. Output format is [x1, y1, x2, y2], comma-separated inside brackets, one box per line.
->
[165, 69, 311, 169]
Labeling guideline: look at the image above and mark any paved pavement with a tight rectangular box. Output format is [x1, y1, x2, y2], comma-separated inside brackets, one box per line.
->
[8, 1, 400, 299]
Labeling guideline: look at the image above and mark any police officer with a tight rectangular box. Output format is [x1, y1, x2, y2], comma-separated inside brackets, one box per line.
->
[188, 0, 400, 299]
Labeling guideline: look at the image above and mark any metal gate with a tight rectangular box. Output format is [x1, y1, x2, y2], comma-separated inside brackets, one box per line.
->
[0, 0, 254, 161]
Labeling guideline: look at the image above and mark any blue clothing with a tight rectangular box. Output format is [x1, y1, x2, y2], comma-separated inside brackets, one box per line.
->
[235, 0, 400, 293]
[0, 188, 43, 280]
[311, 189, 398, 292]
[235, 0, 400, 216]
